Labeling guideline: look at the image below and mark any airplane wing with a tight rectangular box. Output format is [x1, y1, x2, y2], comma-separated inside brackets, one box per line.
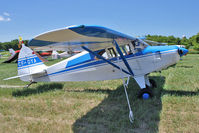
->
[28, 25, 136, 51]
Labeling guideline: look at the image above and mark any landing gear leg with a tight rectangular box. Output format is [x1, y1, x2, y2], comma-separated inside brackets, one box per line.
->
[149, 79, 157, 88]
[145, 75, 157, 88]
[135, 75, 154, 99]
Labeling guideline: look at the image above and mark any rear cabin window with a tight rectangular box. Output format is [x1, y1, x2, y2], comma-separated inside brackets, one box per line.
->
[96, 48, 117, 59]
[98, 49, 108, 59]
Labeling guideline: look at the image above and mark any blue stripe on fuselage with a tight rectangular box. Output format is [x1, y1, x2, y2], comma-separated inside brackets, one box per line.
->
[142, 45, 179, 54]
[66, 52, 94, 68]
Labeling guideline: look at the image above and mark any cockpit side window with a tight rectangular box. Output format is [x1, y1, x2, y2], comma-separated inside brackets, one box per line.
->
[96, 39, 148, 60]
[126, 39, 148, 55]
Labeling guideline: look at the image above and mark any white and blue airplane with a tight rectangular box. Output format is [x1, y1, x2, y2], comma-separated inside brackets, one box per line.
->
[5, 25, 188, 97]
[4, 25, 188, 121]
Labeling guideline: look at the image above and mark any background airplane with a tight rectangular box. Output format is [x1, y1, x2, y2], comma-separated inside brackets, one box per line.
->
[3, 48, 20, 63]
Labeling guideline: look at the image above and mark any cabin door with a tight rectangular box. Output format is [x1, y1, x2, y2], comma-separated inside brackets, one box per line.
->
[154, 51, 162, 67]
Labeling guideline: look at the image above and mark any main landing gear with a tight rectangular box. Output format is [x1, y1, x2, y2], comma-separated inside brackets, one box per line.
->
[138, 79, 157, 99]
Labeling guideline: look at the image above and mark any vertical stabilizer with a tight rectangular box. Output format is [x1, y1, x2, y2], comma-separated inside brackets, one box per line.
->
[18, 44, 47, 81]
[9, 48, 15, 56]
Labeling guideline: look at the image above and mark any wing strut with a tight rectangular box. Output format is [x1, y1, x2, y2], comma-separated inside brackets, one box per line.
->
[113, 40, 134, 123]
[81, 46, 131, 75]
[82, 40, 135, 124]
[113, 40, 134, 76]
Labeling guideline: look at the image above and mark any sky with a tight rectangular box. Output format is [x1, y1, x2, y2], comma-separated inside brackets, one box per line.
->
[0, 0, 199, 42]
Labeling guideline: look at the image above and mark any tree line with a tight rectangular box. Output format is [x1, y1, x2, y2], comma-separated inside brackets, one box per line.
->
[0, 39, 28, 51]
[0, 33, 199, 51]
[146, 33, 199, 50]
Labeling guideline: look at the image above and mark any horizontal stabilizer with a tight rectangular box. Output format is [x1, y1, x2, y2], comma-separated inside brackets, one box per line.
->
[4, 71, 46, 80]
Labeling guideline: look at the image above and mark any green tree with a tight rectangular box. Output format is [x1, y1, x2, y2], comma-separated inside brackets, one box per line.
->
[146, 34, 191, 49]
[190, 33, 199, 50]
[181, 37, 191, 49]
[0, 39, 29, 51]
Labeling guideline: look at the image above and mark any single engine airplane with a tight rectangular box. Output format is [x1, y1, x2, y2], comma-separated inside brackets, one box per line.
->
[4, 25, 188, 123]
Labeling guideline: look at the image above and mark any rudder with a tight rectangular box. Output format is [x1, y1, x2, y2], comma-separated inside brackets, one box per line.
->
[18, 44, 47, 81]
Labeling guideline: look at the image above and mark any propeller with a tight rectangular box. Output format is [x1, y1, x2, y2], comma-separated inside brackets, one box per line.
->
[178, 47, 188, 56]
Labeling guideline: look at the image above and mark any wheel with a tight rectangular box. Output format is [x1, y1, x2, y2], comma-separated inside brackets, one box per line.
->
[149, 79, 157, 88]
[138, 87, 153, 99]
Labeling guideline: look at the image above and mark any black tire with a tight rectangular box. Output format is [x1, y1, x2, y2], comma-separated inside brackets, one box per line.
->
[149, 79, 157, 88]
[138, 87, 153, 99]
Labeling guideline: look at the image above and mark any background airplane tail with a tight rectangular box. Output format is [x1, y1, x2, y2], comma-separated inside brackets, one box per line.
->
[17, 44, 47, 81]
[9, 48, 15, 56]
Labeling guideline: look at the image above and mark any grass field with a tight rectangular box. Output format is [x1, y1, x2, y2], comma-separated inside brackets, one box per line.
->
[0, 54, 199, 133]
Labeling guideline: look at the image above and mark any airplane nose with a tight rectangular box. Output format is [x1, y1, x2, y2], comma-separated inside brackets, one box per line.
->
[178, 48, 188, 56]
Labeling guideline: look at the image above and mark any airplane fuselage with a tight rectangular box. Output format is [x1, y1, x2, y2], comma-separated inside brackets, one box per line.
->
[32, 45, 181, 82]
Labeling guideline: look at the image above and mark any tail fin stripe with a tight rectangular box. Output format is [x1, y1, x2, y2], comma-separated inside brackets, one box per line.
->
[18, 55, 37, 61]
[18, 62, 44, 70]
[18, 56, 43, 68]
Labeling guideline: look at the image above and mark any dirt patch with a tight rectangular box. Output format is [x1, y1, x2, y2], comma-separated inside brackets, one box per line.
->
[0, 85, 24, 88]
